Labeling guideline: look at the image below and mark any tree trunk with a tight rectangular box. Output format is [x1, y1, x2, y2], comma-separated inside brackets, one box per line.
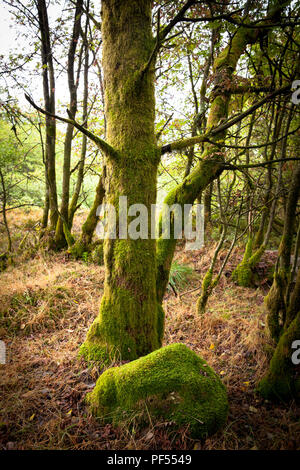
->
[70, 175, 105, 258]
[265, 162, 300, 341]
[156, 24, 260, 303]
[0, 168, 12, 253]
[258, 267, 300, 400]
[80, 0, 162, 361]
[204, 183, 213, 232]
[68, 22, 89, 228]
[36, 0, 58, 230]
[79, 1, 287, 362]
[54, 0, 83, 248]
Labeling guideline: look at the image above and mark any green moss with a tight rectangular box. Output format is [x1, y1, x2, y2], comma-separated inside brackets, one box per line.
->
[62, 221, 75, 248]
[257, 310, 300, 401]
[231, 237, 253, 286]
[232, 237, 267, 287]
[80, 277, 163, 362]
[156, 303, 165, 346]
[232, 262, 252, 287]
[265, 270, 286, 341]
[202, 268, 213, 292]
[69, 240, 86, 259]
[213, 25, 257, 72]
[91, 241, 104, 265]
[86, 343, 228, 438]
[196, 269, 213, 315]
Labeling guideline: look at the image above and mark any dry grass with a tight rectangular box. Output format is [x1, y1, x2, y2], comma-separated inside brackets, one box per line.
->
[0, 212, 299, 450]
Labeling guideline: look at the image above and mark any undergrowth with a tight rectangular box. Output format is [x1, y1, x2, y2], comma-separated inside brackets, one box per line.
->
[0, 210, 299, 450]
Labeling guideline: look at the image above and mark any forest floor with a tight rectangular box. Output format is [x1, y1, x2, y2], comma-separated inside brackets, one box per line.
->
[0, 210, 299, 450]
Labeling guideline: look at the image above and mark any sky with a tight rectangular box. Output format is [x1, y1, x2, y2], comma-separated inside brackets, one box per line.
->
[0, 4, 19, 55]
[0, 1, 68, 108]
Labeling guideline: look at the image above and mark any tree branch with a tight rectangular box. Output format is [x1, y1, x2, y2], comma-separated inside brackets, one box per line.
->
[24, 94, 119, 160]
[225, 157, 300, 170]
[161, 85, 291, 154]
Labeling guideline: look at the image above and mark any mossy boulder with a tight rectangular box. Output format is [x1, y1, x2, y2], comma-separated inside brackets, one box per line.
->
[86, 343, 228, 439]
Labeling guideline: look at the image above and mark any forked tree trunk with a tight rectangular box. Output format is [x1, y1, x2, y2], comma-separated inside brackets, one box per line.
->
[80, 0, 287, 362]
[68, 22, 89, 229]
[258, 268, 300, 400]
[80, 0, 162, 361]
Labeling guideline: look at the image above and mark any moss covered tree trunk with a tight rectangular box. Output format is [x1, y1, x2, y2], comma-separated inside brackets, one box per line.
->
[258, 268, 300, 400]
[54, 0, 83, 249]
[265, 162, 300, 341]
[258, 162, 300, 400]
[70, 175, 105, 258]
[80, 0, 162, 361]
[232, 101, 290, 287]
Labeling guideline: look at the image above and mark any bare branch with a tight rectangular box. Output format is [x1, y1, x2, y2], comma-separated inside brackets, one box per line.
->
[24, 94, 119, 160]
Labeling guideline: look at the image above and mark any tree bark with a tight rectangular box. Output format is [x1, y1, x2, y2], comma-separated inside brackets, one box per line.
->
[80, 0, 162, 361]
[76, 1, 289, 362]
[156, 23, 260, 303]
[70, 175, 105, 258]
[36, 0, 58, 230]
[68, 18, 89, 228]
[54, 0, 83, 248]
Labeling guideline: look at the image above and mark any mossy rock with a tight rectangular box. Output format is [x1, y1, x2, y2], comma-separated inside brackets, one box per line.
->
[86, 343, 228, 439]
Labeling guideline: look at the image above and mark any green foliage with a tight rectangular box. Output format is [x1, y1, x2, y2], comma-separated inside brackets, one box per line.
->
[82, 251, 89, 264]
[168, 260, 193, 291]
[0, 119, 44, 208]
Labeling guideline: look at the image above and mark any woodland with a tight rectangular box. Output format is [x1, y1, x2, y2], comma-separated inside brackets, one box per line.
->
[0, 0, 300, 451]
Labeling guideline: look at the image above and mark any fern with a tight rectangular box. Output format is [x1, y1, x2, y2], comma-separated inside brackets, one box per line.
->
[168, 260, 193, 292]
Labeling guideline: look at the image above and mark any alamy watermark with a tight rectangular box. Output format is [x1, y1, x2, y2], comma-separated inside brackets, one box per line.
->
[291, 80, 300, 105]
[95, 197, 204, 250]
[291, 340, 300, 365]
[0, 340, 6, 365]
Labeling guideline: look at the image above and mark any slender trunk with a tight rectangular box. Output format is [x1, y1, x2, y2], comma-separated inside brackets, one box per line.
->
[68, 23, 89, 228]
[42, 181, 50, 229]
[0, 168, 12, 253]
[37, 118, 49, 229]
[204, 183, 213, 231]
[70, 175, 105, 258]
[54, 0, 83, 248]
[36, 0, 58, 230]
